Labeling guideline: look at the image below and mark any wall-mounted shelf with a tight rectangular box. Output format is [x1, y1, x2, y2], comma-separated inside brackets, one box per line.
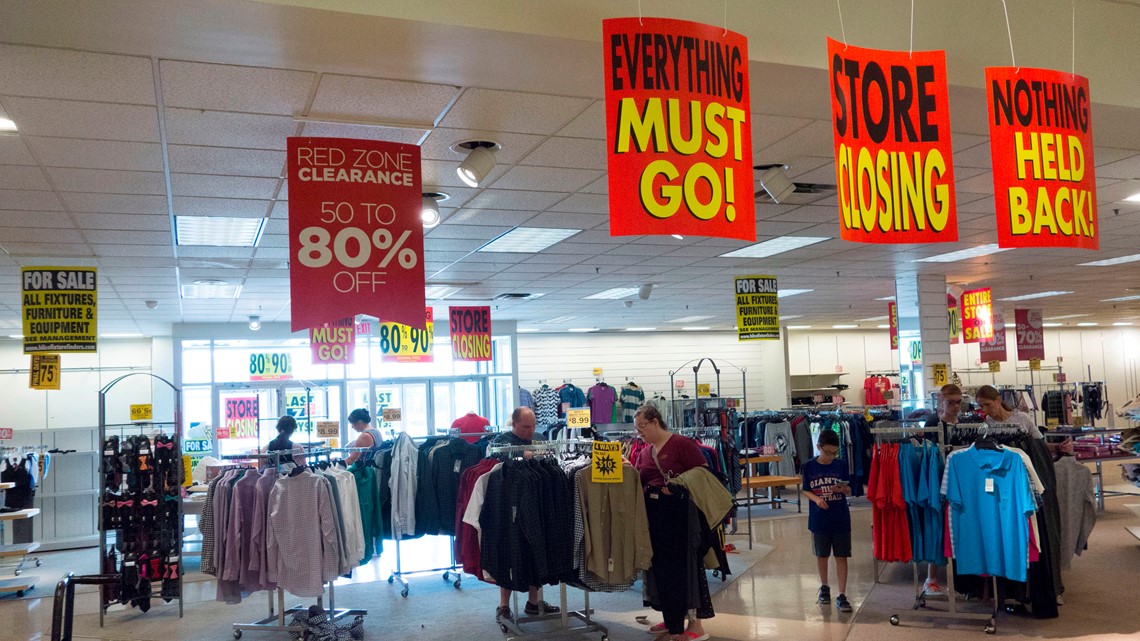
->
[789, 373, 849, 394]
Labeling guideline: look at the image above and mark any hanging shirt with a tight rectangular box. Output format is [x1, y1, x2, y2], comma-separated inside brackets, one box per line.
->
[518, 387, 535, 410]
[944, 445, 1036, 582]
[533, 385, 559, 429]
[801, 456, 852, 535]
[558, 384, 587, 417]
[587, 384, 617, 425]
[620, 384, 645, 423]
[763, 420, 797, 476]
[452, 412, 491, 443]
[986, 410, 1043, 439]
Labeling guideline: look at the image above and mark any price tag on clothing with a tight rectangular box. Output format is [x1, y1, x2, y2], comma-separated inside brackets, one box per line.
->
[591, 440, 623, 483]
[985, 477, 995, 494]
[567, 408, 591, 429]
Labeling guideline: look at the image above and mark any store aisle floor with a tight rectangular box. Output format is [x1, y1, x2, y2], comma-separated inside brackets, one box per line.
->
[5, 501, 1138, 640]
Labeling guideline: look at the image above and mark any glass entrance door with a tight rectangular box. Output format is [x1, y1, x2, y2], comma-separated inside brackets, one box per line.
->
[282, 383, 344, 445]
[215, 385, 280, 458]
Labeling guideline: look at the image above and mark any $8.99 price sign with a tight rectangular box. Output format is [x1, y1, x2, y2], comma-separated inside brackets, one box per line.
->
[287, 138, 427, 332]
[380, 307, 434, 363]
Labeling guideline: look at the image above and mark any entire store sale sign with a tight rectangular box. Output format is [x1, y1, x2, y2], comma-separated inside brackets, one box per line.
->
[827, 38, 958, 243]
[603, 17, 755, 241]
[961, 287, 994, 344]
[985, 67, 1097, 249]
[287, 138, 426, 331]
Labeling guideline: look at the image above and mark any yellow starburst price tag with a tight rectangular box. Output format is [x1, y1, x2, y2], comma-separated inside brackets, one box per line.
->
[591, 440, 623, 483]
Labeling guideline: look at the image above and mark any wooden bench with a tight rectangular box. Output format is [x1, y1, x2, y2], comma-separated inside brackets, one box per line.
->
[741, 475, 800, 490]
[736, 475, 802, 512]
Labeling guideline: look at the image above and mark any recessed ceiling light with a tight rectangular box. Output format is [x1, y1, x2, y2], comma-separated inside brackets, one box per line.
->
[778, 289, 813, 298]
[625, 327, 657, 332]
[0, 118, 16, 132]
[584, 287, 640, 300]
[1113, 322, 1134, 326]
[832, 324, 859, 329]
[779, 315, 802, 320]
[859, 316, 888, 322]
[476, 227, 580, 253]
[8, 334, 25, 339]
[875, 296, 896, 301]
[193, 279, 228, 286]
[997, 291, 1072, 301]
[1080, 253, 1140, 267]
[786, 325, 812, 329]
[719, 236, 830, 259]
[914, 244, 1011, 263]
[1045, 314, 1088, 320]
[181, 283, 242, 299]
[1041, 322, 1064, 327]
[567, 327, 599, 333]
[517, 327, 541, 333]
[681, 326, 710, 331]
[671, 234, 684, 240]
[1125, 193, 1140, 203]
[175, 216, 265, 247]
[99, 333, 143, 338]
[668, 315, 714, 323]
[1077, 322, 1098, 327]
[425, 285, 462, 299]
[1102, 294, 1140, 302]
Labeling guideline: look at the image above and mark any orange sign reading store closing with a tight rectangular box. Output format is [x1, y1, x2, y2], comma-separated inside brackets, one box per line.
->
[985, 67, 1097, 250]
[827, 38, 957, 244]
[603, 17, 754, 241]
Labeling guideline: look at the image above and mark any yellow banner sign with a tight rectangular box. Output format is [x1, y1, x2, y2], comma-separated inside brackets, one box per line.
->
[591, 440, 624, 483]
[735, 275, 779, 340]
[380, 307, 434, 363]
[932, 363, 949, 387]
[1029, 358, 1041, 371]
[249, 352, 293, 381]
[988, 360, 1001, 373]
[567, 408, 591, 429]
[130, 404, 153, 421]
[697, 383, 711, 397]
[22, 267, 97, 354]
[29, 353, 60, 390]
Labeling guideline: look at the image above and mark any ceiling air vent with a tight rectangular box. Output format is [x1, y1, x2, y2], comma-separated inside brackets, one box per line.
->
[494, 293, 543, 301]
[753, 163, 836, 205]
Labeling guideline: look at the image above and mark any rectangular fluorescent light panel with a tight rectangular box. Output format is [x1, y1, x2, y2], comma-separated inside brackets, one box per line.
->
[667, 315, 714, 323]
[832, 324, 858, 329]
[567, 327, 598, 333]
[1041, 322, 1064, 327]
[584, 287, 640, 300]
[875, 296, 896, 301]
[778, 289, 813, 298]
[100, 333, 143, 338]
[625, 327, 657, 332]
[1080, 253, 1140, 267]
[1102, 294, 1140, 302]
[175, 216, 265, 247]
[476, 227, 580, 253]
[786, 325, 812, 329]
[914, 244, 1011, 263]
[1113, 322, 1135, 326]
[719, 236, 830, 259]
[181, 284, 243, 299]
[681, 326, 710, 331]
[998, 291, 1072, 301]
[779, 315, 802, 320]
[858, 316, 888, 322]
[1045, 314, 1088, 320]
[425, 285, 462, 299]
[517, 327, 542, 333]
[1125, 193, 1140, 203]
[1077, 322, 1099, 327]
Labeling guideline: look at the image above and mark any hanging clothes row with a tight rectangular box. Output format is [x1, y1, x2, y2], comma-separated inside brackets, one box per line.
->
[867, 436, 945, 565]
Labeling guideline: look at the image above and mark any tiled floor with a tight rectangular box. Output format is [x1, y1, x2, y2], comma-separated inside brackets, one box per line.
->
[6, 501, 1139, 640]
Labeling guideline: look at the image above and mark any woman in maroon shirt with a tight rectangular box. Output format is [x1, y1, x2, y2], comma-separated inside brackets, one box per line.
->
[634, 404, 712, 641]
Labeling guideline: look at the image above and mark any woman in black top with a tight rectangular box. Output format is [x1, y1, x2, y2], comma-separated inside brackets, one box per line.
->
[266, 415, 303, 467]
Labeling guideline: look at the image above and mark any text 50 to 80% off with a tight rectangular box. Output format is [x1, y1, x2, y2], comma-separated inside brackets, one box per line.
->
[297, 201, 418, 293]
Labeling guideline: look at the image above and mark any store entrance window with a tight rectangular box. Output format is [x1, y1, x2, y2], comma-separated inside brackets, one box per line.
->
[215, 385, 279, 458]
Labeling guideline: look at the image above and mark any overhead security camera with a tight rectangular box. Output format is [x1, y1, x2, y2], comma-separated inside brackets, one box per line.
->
[145, 300, 158, 309]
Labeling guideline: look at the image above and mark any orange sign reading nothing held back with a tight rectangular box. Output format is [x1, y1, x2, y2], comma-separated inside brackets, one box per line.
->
[986, 67, 1097, 250]
[828, 38, 958, 244]
[604, 17, 755, 241]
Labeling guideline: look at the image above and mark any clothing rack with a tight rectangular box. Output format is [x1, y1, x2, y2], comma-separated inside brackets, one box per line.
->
[379, 437, 464, 598]
[871, 424, 1000, 634]
[231, 581, 366, 640]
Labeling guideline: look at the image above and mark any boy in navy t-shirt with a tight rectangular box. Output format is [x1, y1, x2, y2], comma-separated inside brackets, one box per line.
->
[800, 429, 854, 612]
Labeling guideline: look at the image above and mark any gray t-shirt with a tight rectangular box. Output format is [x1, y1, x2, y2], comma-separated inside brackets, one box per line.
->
[763, 420, 797, 476]
[986, 410, 1043, 439]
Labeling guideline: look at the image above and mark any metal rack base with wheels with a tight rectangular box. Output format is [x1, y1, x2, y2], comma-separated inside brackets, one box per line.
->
[232, 583, 367, 639]
[497, 582, 608, 641]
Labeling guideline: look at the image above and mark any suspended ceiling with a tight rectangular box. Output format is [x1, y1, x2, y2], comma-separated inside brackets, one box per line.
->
[0, 0, 1138, 337]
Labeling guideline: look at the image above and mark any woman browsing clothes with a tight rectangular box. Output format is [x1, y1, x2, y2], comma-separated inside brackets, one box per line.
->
[633, 404, 713, 641]
[344, 408, 383, 464]
[975, 385, 1073, 454]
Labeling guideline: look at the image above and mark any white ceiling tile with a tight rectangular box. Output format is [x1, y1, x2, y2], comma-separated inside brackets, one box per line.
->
[164, 108, 296, 150]
[757, 119, 834, 161]
[0, 137, 36, 165]
[956, 170, 995, 195]
[298, 121, 427, 145]
[167, 145, 286, 177]
[60, 193, 166, 214]
[92, 244, 174, 258]
[96, 256, 174, 268]
[0, 210, 73, 227]
[419, 128, 545, 165]
[0, 44, 155, 104]
[425, 224, 511, 240]
[525, 212, 605, 229]
[444, 209, 534, 226]
[25, 137, 163, 171]
[0, 165, 49, 191]
[520, 137, 607, 170]
[87, 229, 171, 245]
[1096, 153, 1140, 180]
[751, 113, 814, 153]
[171, 173, 280, 199]
[555, 100, 605, 139]
[464, 189, 567, 211]
[3, 98, 159, 142]
[0, 189, 63, 211]
[258, 233, 288, 248]
[0, 226, 84, 243]
[160, 60, 314, 115]
[548, 193, 610, 214]
[47, 167, 165, 195]
[177, 246, 256, 259]
[73, 212, 171, 231]
[488, 166, 603, 192]
[172, 197, 272, 217]
[309, 74, 458, 123]
[580, 174, 609, 195]
[439, 88, 592, 135]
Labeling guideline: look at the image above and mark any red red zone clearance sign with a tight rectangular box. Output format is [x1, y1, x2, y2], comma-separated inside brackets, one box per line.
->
[287, 138, 426, 331]
[603, 17, 755, 241]
[979, 313, 1008, 363]
[1015, 309, 1046, 360]
[827, 38, 958, 244]
[985, 67, 1097, 250]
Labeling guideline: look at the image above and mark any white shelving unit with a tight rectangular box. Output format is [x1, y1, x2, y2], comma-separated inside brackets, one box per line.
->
[788, 373, 849, 404]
